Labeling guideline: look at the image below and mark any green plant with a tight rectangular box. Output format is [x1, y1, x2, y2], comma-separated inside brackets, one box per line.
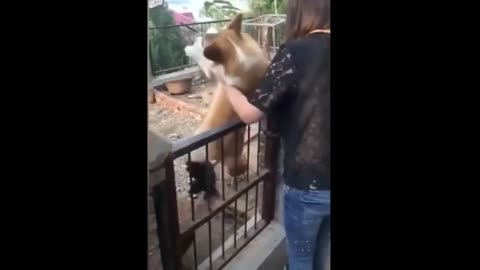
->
[199, 0, 241, 20]
[246, 0, 286, 17]
[149, 5, 189, 76]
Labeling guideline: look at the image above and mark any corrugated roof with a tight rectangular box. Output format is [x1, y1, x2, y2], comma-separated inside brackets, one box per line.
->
[171, 10, 194, 24]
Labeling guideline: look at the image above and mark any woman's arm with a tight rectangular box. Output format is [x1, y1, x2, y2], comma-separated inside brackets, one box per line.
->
[223, 84, 264, 124]
[223, 46, 298, 124]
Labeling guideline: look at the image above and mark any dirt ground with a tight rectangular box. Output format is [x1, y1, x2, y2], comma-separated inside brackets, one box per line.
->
[148, 83, 264, 270]
[148, 103, 199, 140]
[148, 103, 198, 198]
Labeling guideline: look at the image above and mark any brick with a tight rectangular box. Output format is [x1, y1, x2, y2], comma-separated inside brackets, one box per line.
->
[154, 91, 207, 117]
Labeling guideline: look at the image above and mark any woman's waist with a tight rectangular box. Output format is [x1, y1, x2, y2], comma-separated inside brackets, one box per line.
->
[283, 170, 330, 191]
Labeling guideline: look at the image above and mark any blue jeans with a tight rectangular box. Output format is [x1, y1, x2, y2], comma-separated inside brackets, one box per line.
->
[284, 184, 330, 270]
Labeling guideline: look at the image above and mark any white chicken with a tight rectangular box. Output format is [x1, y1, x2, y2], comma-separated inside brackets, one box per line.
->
[184, 36, 214, 79]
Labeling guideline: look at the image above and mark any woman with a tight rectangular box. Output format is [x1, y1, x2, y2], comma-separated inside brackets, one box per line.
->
[222, 0, 330, 269]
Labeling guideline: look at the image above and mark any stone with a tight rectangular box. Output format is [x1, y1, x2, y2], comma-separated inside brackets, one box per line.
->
[168, 133, 180, 140]
[148, 131, 172, 186]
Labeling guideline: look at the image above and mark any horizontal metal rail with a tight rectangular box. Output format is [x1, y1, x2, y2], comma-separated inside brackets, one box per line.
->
[180, 169, 269, 236]
[172, 119, 245, 158]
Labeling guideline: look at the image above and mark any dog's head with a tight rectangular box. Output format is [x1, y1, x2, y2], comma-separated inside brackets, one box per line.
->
[186, 161, 204, 194]
[203, 14, 269, 92]
[185, 161, 204, 175]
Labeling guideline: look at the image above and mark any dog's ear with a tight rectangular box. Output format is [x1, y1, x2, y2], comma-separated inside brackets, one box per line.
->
[227, 13, 243, 36]
[204, 43, 224, 63]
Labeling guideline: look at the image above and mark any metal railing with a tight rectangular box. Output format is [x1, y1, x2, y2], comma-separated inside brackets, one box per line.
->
[149, 18, 253, 77]
[148, 15, 286, 78]
[150, 117, 280, 270]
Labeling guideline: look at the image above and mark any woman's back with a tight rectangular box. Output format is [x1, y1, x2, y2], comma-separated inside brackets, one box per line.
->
[249, 32, 331, 191]
[283, 32, 330, 191]
[224, 0, 331, 267]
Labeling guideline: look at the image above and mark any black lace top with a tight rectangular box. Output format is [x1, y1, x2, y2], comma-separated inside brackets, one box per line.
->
[247, 33, 330, 191]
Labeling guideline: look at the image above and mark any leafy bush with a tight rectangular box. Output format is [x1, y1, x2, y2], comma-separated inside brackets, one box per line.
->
[200, 0, 241, 20]
[149, 5, 189, 76]
[246, 0, 286, 17]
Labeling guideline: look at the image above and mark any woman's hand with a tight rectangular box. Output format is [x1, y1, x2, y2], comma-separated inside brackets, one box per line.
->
[223, 84, 264, 124]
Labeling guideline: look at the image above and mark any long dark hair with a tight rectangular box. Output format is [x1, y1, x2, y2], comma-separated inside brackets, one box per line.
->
[286, 0, 331, 40]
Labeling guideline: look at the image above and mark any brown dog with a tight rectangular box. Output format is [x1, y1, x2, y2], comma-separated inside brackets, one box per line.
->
[188, 14, 270, 177]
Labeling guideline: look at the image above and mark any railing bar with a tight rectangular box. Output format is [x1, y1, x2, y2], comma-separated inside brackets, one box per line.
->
[254, 184, 259, 229]
[205, 144, 209, 160]
[216, 221, 269, 270]
[234, 130, 238, 192]
[187, 152, 195, 221]
[172, 119, 245, 158]
[257, 120, 261, 176]
[208, 220, 213, 270]
[180, 171, 268, 236]
[234, 199, 237, 248]
[148, 17, 255, 30]
[170, 127, 259, 174]
[152, 154, 181, 269]
[244, 191, 248, 238]
[183, 24, 199, 33]
[247, 124, 251, 183]
[222, 209, 225, 259]
[221, 136, 225, 201]
[193, 233, 198, 270]
[211, 130, 259, 168]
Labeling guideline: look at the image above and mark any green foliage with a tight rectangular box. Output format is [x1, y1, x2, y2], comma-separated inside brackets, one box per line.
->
[247, 0, 286, 16]
[149, 5, 189, 76]
[200, 0, 241, 20]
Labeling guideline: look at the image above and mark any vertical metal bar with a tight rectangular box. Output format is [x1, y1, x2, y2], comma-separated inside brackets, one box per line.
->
[152, 154, 181, 270]
[244, 191, 248, 238]
[187, 152, 195, 221]
[205, 144, 209, 160]
[246, 124, 251, 183]
[181, 153, 197, 269]
[208, 220, 213, 270]
[193, 234, 198, 270]
[234, 130, 238, 191]
[221, 136, 225, 200]
[234, 199, 237, 248]
[254, 184, 259, 229]
[222, 209, 225, 259]
[257, 120, 261, 176]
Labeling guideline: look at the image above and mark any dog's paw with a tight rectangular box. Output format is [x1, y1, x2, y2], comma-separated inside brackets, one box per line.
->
[227, 163, 247, 177]
[226, 155, 248, 177]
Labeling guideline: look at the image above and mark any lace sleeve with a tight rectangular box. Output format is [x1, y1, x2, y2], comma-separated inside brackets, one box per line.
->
[247, 46, 298, 113]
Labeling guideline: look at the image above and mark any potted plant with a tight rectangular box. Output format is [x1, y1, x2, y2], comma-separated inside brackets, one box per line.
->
[149, 4, 192, 95]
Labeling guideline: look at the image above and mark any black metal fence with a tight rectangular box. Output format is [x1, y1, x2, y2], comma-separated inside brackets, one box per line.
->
[148, 18, 254, 77]
[149, 117, 280, 270]
[149, 20, 232, 76]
